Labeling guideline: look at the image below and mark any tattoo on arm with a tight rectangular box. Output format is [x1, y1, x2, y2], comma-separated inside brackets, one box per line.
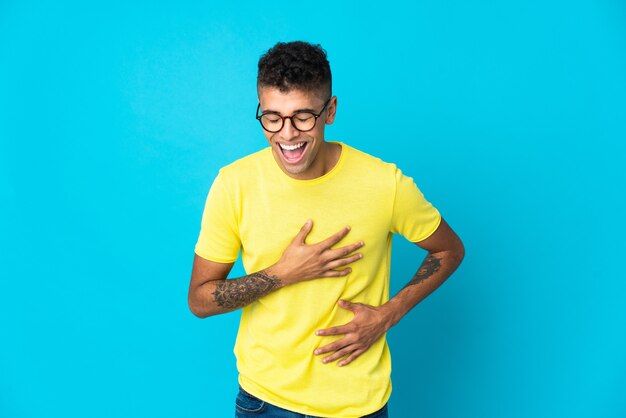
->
[212, 270, 282, 309]
[404, 255, 441, 288]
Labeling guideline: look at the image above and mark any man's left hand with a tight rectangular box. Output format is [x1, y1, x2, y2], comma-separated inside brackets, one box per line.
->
[314, 300, 391, 367]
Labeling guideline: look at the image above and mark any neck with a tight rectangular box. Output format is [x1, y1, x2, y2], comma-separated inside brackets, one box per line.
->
[277, 141, 341, 181]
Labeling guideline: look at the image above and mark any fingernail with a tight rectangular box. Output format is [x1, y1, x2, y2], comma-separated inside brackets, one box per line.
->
[315, 330, 321, 336]
[314, 349, 320, 355]
[346, 226, 351, 230]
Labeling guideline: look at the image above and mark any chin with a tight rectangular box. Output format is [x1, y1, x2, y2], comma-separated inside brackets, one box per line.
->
[283, 163, 309, 176]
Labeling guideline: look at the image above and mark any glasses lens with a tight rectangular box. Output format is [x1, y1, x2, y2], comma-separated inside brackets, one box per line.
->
[260, 114, 283, 132]
[292, 113, 316, 132]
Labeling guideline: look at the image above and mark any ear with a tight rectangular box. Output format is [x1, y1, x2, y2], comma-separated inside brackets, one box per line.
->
[325, 96, 338, 125]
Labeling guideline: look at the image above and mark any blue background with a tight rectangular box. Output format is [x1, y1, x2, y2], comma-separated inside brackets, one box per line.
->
[1, 1, 625, 417]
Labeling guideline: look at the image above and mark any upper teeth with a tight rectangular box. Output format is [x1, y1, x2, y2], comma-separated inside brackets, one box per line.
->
[279, 142, 305, 151]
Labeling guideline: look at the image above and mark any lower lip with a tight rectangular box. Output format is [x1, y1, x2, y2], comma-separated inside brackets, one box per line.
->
[280, 143, 308, 164]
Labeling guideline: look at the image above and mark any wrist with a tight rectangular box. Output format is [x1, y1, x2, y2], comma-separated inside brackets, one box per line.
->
[266, 262, 292, 287]
[379, 300, 404, 330]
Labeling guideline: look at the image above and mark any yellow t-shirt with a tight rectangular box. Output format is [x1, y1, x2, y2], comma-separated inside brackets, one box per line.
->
[195, 142, 441, 417]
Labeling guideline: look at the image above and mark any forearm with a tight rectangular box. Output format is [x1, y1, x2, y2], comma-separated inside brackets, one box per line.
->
[188, 222, 364, 318]
[381, 250, 464, 328]
[189, 267, 283, 318]
[313, 249, 463, 366]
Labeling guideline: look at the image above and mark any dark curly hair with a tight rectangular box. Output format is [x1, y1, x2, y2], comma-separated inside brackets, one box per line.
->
[257, 41, 332, 98]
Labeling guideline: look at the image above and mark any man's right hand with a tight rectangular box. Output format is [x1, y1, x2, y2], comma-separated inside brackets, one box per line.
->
[270, 220, 365, 286]
[188, 220, 364, 318]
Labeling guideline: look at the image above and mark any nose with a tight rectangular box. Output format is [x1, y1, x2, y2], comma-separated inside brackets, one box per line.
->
[279, 117, 300, 140]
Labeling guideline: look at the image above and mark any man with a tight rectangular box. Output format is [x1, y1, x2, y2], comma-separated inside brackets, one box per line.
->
[188, 41, 464, 418]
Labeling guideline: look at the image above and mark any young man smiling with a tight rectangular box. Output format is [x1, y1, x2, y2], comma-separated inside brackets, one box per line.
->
[258, 89, 338, 180]
[188, 41, 464, 418]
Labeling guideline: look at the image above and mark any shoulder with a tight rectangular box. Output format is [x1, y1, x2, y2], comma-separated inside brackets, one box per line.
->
[220, 147, 271, 173]
[341, 142, 398, 176]
[218, 147, 272, 179]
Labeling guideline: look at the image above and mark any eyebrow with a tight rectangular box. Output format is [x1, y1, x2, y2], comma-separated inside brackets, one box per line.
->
[261, 107, 317, 115]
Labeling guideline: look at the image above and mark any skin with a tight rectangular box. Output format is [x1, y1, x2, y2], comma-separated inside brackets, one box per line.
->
[313, 218, 464, 366]
[257, 87, 340, 180]
[188, 86, 464, 367]
[188, 220, 364, 316]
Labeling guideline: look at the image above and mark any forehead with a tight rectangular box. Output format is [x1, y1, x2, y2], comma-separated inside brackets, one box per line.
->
[258, 87, 326, 113]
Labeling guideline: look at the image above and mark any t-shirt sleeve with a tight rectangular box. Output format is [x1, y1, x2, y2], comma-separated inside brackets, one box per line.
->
[390, 168, 442, 242]
[194, 171, 241, 263]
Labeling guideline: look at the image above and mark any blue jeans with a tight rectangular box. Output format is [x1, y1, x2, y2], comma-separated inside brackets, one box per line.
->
[235, 386, 389, 418]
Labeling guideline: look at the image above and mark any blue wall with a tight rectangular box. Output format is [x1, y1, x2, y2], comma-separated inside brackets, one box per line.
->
[1, 1, 625, 417]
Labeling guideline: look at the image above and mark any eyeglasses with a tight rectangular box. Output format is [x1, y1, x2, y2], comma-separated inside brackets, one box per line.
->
[256, 98, 331, 133]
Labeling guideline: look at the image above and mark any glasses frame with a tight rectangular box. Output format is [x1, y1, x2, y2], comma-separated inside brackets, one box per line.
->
[255, 98, 332, 133]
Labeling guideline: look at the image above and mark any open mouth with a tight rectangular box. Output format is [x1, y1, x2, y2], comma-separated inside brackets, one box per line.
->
[278, 141, 308, 164]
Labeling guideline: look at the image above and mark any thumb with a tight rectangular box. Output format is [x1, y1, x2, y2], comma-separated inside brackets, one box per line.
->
[338, 299, 358, 311]
[295, 219, 313, 244]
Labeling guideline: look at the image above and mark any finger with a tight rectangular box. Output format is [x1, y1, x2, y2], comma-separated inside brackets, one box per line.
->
[314, 338, 351, 356]
[317, 226, 352, 249]
[314, 333, 357, 354]
[316, 324, 352, 337]
[321, 344, 359, 364]
[323, 241, 365, 262]
[294, 219, 313, 244]
[337, 299, 360, 312]
[338, 348, 366, 367]
[319, 267, 352, 278]
[324, 253, 362, 270]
